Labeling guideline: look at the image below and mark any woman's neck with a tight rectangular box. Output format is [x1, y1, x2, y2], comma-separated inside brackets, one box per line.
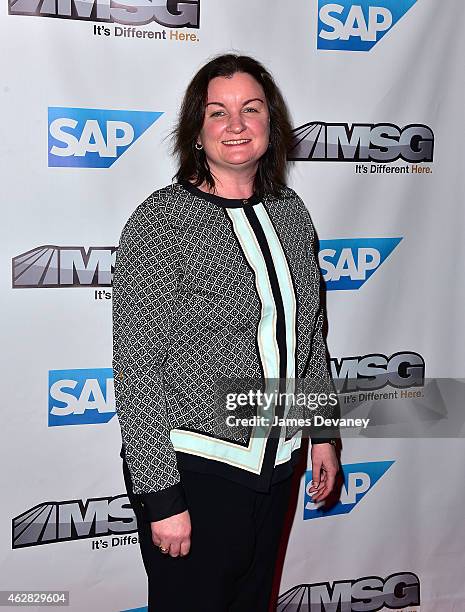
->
[195, 167, 256, 199]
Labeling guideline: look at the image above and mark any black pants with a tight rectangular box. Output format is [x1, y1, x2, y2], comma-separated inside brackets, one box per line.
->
[123, 461, 293, 612]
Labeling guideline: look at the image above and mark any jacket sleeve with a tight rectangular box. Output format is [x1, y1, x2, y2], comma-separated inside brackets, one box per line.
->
[112, 201, 188, 522]
[305, 306, 340, 445]
[296, 194, 341, 446]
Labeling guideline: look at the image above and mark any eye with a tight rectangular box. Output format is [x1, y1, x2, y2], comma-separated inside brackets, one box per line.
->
[243, 107, 259, 113]
[210, 110, 225, 117]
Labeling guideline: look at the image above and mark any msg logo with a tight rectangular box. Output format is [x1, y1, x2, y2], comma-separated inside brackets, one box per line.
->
[48, 107, 162, 168]
[48, 368, 115, 426]
[318, 237, 402, 291]
[304, 460, 394, 519]
[12, 246, 116, 288]
[9, 0, 200, 28]
[288, 122, 434, 163]
[331, 351, 425, 392]
[317, 0, 418, 51]
[12, 495, 136, 548]
[278, 571, 420, 610]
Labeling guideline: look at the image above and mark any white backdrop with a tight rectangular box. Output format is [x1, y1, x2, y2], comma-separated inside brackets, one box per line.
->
[1, 0, 465, 610]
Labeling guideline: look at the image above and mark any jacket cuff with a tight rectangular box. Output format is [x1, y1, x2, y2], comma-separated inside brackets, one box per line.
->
[139, 482, 188, 522]
[311, 438, 336, 445]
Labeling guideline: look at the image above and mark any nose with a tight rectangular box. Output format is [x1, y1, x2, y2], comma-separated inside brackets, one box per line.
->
[226, 112, 246, 133]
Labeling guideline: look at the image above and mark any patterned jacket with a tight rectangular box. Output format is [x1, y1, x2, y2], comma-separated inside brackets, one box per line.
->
[112, 181, 337, 521]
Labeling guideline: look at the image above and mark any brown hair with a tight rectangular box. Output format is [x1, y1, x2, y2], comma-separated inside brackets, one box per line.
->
[172, 54, 293, 198]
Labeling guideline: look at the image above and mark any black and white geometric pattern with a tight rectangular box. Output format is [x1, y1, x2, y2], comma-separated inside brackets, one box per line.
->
[112, 183, 334, 495]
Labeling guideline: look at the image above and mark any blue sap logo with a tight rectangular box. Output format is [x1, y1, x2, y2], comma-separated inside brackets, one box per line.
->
[121, 608, 147, 612]
[318, 237, 402, 291]
[48, 108, 163, 168]
[48, 368, 115, 426]
[304, 460, 394, 519]
[317, 0, 417, 51]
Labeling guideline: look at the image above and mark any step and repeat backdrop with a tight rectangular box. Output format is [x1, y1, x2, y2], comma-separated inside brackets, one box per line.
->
[2, 0, 465, 610]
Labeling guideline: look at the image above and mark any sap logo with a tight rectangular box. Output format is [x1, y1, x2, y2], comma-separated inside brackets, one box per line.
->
[277, 571, 420, 610]
[121, 608, 147, 612]
[12, 246, 116, 288]
[9, 0, 199, 28]
[317, 1, 418, 51]
[12, 494, 136, 548]
[304, 460, 394, 519]
[48, 107, 162, 168]
[48, 368, 115, 426]
[318, 237, 401, 291]
[288, 122, 434, 162]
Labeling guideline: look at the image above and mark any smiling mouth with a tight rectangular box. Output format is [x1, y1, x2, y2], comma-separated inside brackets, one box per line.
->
[222, 139, 251, 146]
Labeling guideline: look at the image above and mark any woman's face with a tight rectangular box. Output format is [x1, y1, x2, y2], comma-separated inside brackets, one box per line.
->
[198, 72, 270, 176]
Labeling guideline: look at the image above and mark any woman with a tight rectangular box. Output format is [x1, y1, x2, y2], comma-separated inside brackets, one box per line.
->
[112, 54, 339, 612]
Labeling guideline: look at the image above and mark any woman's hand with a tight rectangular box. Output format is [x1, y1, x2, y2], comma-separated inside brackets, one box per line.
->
[308, 443, 339, 503]
[150, 510, 191, 557]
